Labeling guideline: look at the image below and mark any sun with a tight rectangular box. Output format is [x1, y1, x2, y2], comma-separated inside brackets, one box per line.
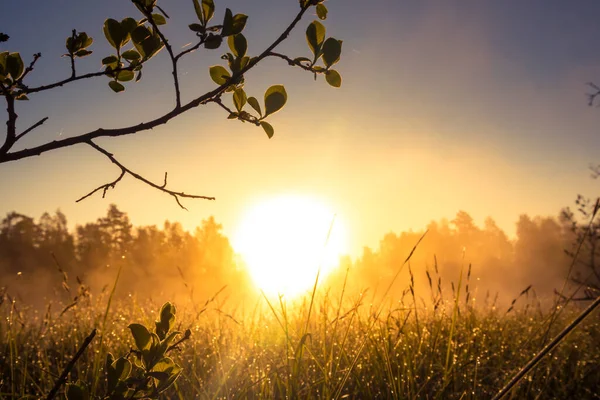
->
[232, 195, 348, 298]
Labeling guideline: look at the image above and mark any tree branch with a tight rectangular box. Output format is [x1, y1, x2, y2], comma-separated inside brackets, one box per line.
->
[79, 140, 215, 208]
[0, 83, 17, 155]
[22, 66, 137, 95]
[0, 4, 311, 164]
[15, 116, 49, 142]
[134, 1, 182, 108]
[267, 51, 314, 72]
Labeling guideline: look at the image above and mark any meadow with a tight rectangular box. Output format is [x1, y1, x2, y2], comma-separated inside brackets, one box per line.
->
[1, 257, 599, 400]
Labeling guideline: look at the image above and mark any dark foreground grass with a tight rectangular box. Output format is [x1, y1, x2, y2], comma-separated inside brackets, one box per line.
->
[1, 283, 599, 400]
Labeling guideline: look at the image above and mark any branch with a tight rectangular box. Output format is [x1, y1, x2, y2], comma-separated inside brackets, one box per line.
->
[267, 51, 314, 72]
[16, 52, 42, 85]
[587, 82, 600, 106]
[22, 66, 137, 95]
[78, 140, 215, 208]
[45, 328, 97, 400]
[0, 4, 311, 164]
[0, 83, 17, 155]
[134, 1, 182, 108]
[15, 116, 49, 142]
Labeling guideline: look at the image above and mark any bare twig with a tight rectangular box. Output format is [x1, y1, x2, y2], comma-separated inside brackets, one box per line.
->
[16, 52, 42, 85]
[45, 328, 97, 400]
[15, 116, 48, 142]
[78, 140, 215, 208]
[68, 30, 77, 78]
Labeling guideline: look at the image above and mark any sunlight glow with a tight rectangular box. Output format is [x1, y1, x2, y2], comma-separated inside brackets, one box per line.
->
[232, 195, 348, 298]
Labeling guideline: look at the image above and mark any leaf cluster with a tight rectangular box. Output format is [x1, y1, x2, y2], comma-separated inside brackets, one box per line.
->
[65, 302, 190, 400]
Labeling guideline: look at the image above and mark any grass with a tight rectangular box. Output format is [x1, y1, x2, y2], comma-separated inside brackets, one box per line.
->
[1, 262, 599, 400]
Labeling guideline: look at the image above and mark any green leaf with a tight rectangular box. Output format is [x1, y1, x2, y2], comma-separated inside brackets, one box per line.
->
[228, 34, 247, 58]
[156, 302, 176, 340]
[306, 20, 326, 57]
[117, 70, 134, 82]
[81, 33, 93, 48]
[103, 18, 126, 50]
[0, 51, 9, 76]
[222, 9, 247, 37]
[204, 34, 222, 49]
[107, 357, 132, 393]
[322, 38, 342, 68]
[202, 0, 216, 24]
[316, 4, 328, 20]
[102, 55, 119, 65]
[151, 13, 167, 25]
[128, 323, 152, 350]
[15, 93, 29, 100]
[74, 49, 93, 57]
[233, 88, 247, 112]
[131, 25, 163, 60]
[66, 381, 89, 400]
[263, 85, 287, 118]
[192, 0, 203, 23]
[120, 18, 138, 35]
[151, 357, 182, 393]
[209, 65, 231, 85]
[231, 14, 248, 35]
[122, 49, 141, 61]
[247, 96, 262, 116]
[189, 23, 204, 33]
[6, 53, 24, 80]
[260, 121, 274, 138]
[325, 69, 342, 87]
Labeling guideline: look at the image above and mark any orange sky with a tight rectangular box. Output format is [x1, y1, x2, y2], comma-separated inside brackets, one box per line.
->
[2, 1, 600, 257]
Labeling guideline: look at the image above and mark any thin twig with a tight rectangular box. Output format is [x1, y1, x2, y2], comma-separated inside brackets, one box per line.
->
[45, 328, 97, 400]
[16, 52, 42, 85]
[492, 295, 600, 400]
[78, 140, 215, 208]
[0, 82, 17, 155]
[15, 116, 49, 142]
[134, 0, 181, 108]
[268, 52, 314, 72]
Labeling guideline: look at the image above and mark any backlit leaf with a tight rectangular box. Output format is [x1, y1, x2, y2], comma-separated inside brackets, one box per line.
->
[306, 20, 325, 57]
[260, 121, 274, 138]
[209, 65, 231, 85]
[325, 69, 342, 87]
[322, 38, 342, 68]
[247, 96, 262, 116]
[263, 85, 287, 118]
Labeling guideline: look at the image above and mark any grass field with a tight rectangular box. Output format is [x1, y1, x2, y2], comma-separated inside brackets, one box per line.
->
[1, 262, 599, 400]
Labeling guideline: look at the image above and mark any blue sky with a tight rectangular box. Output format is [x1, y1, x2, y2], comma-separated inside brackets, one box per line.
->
[2, 1, 600, 254]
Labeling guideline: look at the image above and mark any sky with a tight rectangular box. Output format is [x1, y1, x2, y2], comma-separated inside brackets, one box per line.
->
[2, 0, 600, 256]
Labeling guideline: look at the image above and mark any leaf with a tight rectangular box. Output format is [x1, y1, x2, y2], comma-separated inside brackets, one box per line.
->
[189, 23, 204, 33]
[6, 53, 24, 80]
[204, 34, 222, 49]
[306, 20, 326, 57]
[74, 49, 93, 57]
[103, 18, 126, 50]
[325, 69, 342, 87]
[192, 0, 203, 23]
[247, 96, 262, 116]
[117, 70, 135, 82]
[107, 357, 132, 393]
[260, 121, 274, 138]
[120, 18, 138, 36]
[228, 34, 247, 58]
[131, 25, 163, 60]
[233, 88, 247, 112]
[66, 381, 89, 400]
[209, 65, 231, 85]
[122, 49, 141, 61]
[15, 93, 29, 100]
[322, 38, 342, 68]
[128, 323, 152, 350]
[152, 13, 167, 25]
[151, 357, 182, 393]
[202, 0, 216, 24]
[222, 9, 247, 36]
[231, 14, 248, 35]
[263, 85, 287, 118]
[316, 4, 328, 20]
[102, 55, 119, 65]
